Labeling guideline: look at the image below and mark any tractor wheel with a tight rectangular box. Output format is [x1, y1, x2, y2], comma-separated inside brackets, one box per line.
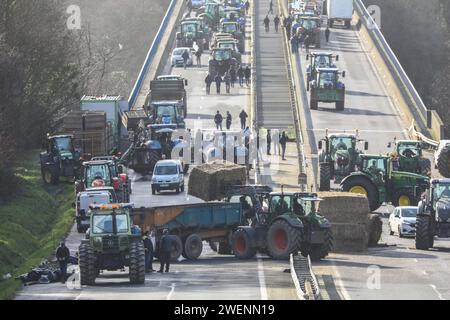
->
[342, 176, 380, 211]
[319, 163, 331, 191]
[218, 241, 233, 255]
[436, 144, 450, 178]
[267, 220, 302, 260]
[415, 215, 433, 250]
[149, 150, 161, 172]
[419, 158, 432, 176]
[393, 188, 417, 207]
[308, 228, 333, 261]
[183, 234, 203, 260]
[310, 99, 318, 110]
[79, 244, 97, 286]
[170, 235, 183, 262]
[336, 100, 345, 111]
[232, 229, 256, 259]
[42, 168, 59, 185]
[129, 241, 145, 284]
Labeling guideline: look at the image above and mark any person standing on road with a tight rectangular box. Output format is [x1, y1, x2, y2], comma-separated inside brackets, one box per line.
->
[272, 129, 280, 155]
[304, 34, 311, 53]
[298, 32, 305, 51]
[143, 231, 155, 273]
[279, 131, 288, 160]
[214, 74, 222, 94]
[237, 66, 245, 87]
[226, 111, 232, 130]
[214, 111, 224, 130]
[230, 67, 237, 88]
[56, 241, 70, 284]
[268, 0, 274, 14]
[158, 229, 173, 273]
[274, 15, 280, 33]
[284, 15, 292, 39]
[195, 49, 202, 67]
[245, 0, 250, 14]
[264, 15, 270, 32]
[266, 129, 272, 155]
[290, 34, 298, 53]
[205, 73, 212, 95]
[224, 71, 231, 94]
[244, 66, 251, 86]
[325, 27, 331, 43]
[182, 49, 190, 69]
[239, 110, 248, 130]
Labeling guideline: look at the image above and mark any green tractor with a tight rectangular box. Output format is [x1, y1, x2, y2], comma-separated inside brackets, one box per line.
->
[209, 48, 239, 77]
[415, 179, 450, 250]
[306, 52, 339, 91]
[318, 131, 368, 191]
[40, 134, 81, 184]
[341, 155, 430, 211]
[309, 68, 346, 111]
[78, 204, 145, 285]
[176, 20, 205, 49]
[388, 139, 431, 176]
[228, 186, 333, 261]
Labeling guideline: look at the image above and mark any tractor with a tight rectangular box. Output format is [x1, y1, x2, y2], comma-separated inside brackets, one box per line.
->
[388, 139, 431, 176]
[227, 186, 333, 261]
[297, 16, 322, 48]
[75, 160, 130, 203]
[176, 20, 206, 49]
[309, 68, 346, 111]
[415, 179, 450, 250]
[318, 131, 369, 191]
[40, 134, 81, 184]
[78, 204, 145, 285]
[92, 155, 132, 196]
[209, 48, 239, 77]
[220, 21, 244, 53]
[306, 52, 339, 91]
[341, 155, 430, 212]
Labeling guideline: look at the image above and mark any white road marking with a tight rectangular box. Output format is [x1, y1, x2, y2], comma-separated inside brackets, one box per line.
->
[308, 128, 404, 134]
[166, 283, 176, 300]
[330, 261, 351, 300]
[256, 254, 268, 300]
[430, 284, 445, 300]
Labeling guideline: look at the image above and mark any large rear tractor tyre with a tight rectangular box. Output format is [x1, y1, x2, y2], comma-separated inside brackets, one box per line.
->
[267, 220, 302, 260]
[79, 244, 97, 286]
[436, 144, 450, 178]
[42, 168, 59, 185]
[415, 215, 433, 250]
[419, 158, 432, 176]
[170, 235, 183, 262]
[393, 188, 417, 207]
[232, 229, 256, 259]
[309, 228, 333, 261]
[319, 163, 331, 191]
[183, 234, 203, 260]
[342, 176, 380, 211]
[129, 241, 145, 284]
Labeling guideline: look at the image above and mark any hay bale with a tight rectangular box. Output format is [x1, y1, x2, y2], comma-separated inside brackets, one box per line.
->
[331, 222, 368, 252]
[318, 192, 370, 224]
[188, 162, 246, 201]
[366, 214, 383, 247]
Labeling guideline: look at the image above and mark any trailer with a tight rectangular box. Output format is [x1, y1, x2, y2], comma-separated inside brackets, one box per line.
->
[132, 202, 242, 261]
[327, 0, 353, 28]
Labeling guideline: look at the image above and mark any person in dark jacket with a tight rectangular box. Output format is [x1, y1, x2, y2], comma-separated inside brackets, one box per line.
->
[143, 231, 155, 273]
[244, 66, 251, 86]
[280, 131, 288, 160]
[325, 28, 331, 43]
[56, 241, 70, 283]
[237, 66, 245, 87]
[195, 49, 202, 67]
[224, 72, 231, 93]
[226, 111, 232, 130]
[264, 15, 270, 32]
[267, 129, 272, 155]
[205, 73, 212, 95]
[214, 111, 224, 130]
[268, 0, 274, 14]
[245, 0, 250, 14]
[182, 50, 190, 69]
[230, 67, 237, 88]
[158, 229, 173, 273]
[239, 110, 248, 130]
[274, 15, 280, 32]
[214, 74, 222, 94]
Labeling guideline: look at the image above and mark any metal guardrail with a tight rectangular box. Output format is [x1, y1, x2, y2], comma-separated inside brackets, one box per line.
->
[127, 0, 177, 110]
[290, 254, 321, 300]
[354, 0, 429, 133]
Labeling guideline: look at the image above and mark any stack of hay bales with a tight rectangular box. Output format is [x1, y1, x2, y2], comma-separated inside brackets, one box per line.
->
[318, 192, 382, 252]
[188, 162, 247, 201]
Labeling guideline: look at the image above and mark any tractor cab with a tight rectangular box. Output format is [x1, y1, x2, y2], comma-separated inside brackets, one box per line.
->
[389, 140, 431, 176]
[306, 52, 339, 87]
[312, 68, 344, 89]
[221, 21, 241, 35]
[310, 68, 346, 110]
[177, 20, 204, 48]
[148, 102, 186, 129]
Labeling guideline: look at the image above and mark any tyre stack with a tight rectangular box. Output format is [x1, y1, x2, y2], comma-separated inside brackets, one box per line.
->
[318, 192, 381, 252]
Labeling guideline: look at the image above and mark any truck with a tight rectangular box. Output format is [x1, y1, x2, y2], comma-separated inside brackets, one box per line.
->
[132, 202, 243, 261]
[144, 78, 188, 129]
[327, 0, 353, 29]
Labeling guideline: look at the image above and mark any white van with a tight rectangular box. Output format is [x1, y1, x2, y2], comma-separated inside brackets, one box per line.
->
[75, 188, 116, 233]
[151, 160, 185, 195]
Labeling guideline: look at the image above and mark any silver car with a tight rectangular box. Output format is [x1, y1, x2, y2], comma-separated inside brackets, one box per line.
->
[171, 47, 195, 67]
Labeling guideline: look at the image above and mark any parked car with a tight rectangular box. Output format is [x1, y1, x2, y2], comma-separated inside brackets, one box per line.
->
[151, 160, 185, 194]
[389, 206, 418, 237]
[171, 47, 195, 67]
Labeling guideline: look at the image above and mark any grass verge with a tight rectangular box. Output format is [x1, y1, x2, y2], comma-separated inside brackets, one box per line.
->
[0, 150, 74, 300]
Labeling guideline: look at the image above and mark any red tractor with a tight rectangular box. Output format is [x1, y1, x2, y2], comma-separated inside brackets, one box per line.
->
[75, 160, 130, 203]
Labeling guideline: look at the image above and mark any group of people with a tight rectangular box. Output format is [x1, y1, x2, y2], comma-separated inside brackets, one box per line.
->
[214, 109, 249, 131]
[204, 65, 251, 95]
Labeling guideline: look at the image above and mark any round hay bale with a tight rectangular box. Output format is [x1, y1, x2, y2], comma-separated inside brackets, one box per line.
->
[318, 192, 370, 224]
[331, 222, 368, 252]
[366, 214, 383, 247]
